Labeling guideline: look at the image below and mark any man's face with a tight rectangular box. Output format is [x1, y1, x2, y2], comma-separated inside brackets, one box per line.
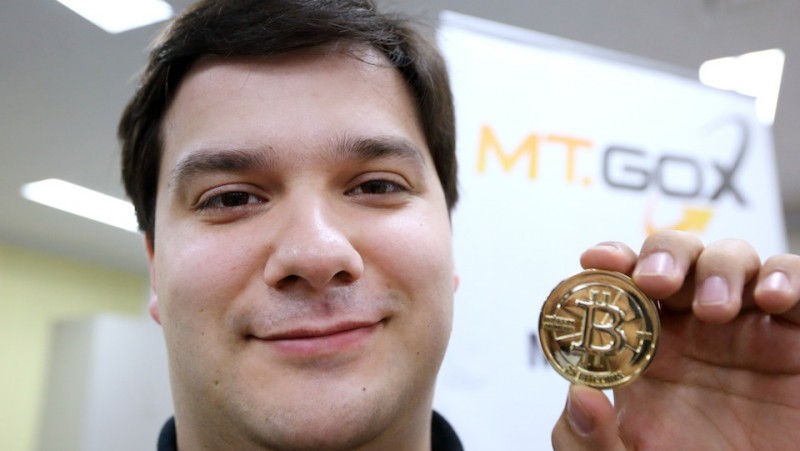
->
[148, 47, 457, 449]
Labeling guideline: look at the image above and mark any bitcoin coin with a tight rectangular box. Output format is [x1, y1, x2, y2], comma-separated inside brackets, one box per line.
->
[538, 269, 660, 389]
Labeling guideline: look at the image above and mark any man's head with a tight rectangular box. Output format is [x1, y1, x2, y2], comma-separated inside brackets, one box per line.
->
[119, 0, 457, 246]
[119, 1, 459, 449]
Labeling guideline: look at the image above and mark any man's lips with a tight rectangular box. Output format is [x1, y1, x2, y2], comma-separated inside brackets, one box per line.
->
[262, 321, 379, 340]
[251, 320, 382, 358]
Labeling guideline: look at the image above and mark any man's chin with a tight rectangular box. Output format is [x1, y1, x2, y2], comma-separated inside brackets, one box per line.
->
[233, 394, 393, 451]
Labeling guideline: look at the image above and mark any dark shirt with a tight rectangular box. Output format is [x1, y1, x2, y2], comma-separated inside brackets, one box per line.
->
[158, 411, 464, 450]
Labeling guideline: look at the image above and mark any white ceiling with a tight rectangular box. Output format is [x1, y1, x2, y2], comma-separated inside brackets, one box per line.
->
[3, 0, 799, 275]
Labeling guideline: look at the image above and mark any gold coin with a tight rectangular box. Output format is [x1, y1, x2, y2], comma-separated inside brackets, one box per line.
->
[538, 269, 660, 389]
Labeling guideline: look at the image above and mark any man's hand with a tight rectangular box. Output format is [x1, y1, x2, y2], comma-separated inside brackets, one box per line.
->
[551, 231, 800, 450]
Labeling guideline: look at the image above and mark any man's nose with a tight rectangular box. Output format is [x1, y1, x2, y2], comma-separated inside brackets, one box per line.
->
[262, 197, 364, 291]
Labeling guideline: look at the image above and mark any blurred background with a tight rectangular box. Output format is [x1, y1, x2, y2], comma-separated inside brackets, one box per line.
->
[2, 0, 799, 450]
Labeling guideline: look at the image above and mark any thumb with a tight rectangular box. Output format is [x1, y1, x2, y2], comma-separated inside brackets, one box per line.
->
[552, 384, 626, 451]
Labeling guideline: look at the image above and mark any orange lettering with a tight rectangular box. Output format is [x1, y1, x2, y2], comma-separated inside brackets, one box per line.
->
[547, 135, 593, 183]
[477, 125, 539, 179]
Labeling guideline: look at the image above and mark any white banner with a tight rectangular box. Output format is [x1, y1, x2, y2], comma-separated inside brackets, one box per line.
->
[433, 11, 786, 449]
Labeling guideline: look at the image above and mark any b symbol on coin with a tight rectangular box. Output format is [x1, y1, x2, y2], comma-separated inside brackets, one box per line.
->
[573, 291, 626, 355]
[538, 270, 660, 389]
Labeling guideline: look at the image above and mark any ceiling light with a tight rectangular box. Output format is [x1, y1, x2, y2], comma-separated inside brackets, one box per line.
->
[21, 179, 139, 233]
[55, 0, 173, 34]
[699, 48, 785, 124]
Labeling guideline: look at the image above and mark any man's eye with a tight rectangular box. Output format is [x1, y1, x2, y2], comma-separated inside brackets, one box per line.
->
[351, 180, 407, 195]
[198, 191, 262, 210]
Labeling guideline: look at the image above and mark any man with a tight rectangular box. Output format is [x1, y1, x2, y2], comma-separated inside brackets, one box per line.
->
[118, 0, 800, 449]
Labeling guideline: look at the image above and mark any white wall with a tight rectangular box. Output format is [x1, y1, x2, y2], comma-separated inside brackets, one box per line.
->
[37, 315, 172, 451]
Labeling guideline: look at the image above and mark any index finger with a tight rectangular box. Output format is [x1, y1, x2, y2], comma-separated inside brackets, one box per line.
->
[579, 241, 637, 274]
[631, 230, 704, 303]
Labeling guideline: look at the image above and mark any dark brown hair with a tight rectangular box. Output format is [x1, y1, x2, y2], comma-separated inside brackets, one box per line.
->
[119, 0, 457, 243]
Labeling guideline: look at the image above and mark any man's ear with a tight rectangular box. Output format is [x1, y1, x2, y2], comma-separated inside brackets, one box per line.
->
[145, 235, 161, 325]
[148, 294, 161, 325]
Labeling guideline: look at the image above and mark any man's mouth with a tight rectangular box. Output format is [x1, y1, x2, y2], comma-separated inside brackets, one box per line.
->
[251, 320, 383, 359]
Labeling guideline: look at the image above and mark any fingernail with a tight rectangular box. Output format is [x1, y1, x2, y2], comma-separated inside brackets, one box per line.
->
[635, 252, 675, 276]
[696, 276, 729, 306]
[594, 241, 621, 250]
[763, 271, 790, 292]
[566, 388, 594, 435]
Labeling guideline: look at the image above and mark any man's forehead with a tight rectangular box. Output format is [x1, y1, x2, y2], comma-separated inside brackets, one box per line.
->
[159, 41, 431, 179]
[163, 43, 415, 130]
[162, 43, 406, 135]
[186, 43, 394, 83]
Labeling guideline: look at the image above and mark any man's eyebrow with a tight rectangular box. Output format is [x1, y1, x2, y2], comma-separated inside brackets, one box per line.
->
[332, 135, 428, 168]
[168, 136, 427, 191]
[168, 148, 271, 191]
